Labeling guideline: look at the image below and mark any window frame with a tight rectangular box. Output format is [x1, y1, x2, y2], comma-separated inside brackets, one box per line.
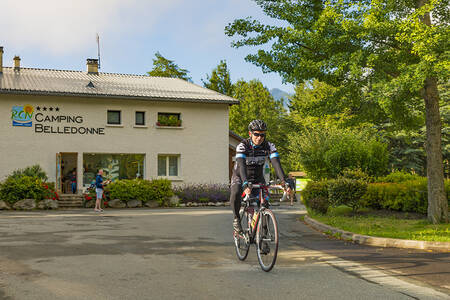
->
[157, 154, 181, 178]
[135, 111, 146, 126]
[107, 110, 122, 125]
[156, 112, 182, 127]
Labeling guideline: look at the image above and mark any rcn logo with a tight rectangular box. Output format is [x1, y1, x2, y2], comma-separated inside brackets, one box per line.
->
[11, 105, 34, 127]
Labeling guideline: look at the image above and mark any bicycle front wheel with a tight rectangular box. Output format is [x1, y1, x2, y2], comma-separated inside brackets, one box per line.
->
[234, 208, 250, 261]
[256, 209, 279, 272]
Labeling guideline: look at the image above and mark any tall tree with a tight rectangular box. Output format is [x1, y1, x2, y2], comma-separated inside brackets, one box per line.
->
[230, 79, 289, 167]
[202, 60, 234, 96]
[226, 0, 449, 223]
[147, 52, 192, 82]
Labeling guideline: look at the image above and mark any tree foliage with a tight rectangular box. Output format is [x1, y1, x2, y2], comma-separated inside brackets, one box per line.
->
[226, 0, 449, 223]
[202, 60, 234, 96]
[147, 52, 192, 82]
[287, 124, 389, 180]
[230, 79, 291, 168]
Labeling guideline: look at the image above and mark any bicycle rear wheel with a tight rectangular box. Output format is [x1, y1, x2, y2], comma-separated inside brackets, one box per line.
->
[256, 209, 278, 272]
[234, 208, 250, 261]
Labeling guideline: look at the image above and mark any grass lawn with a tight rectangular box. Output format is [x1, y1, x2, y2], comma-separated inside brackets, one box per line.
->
[309, 206, 450, 242]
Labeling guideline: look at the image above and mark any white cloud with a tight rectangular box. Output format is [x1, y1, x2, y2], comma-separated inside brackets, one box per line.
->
[0, 0, 181, 55]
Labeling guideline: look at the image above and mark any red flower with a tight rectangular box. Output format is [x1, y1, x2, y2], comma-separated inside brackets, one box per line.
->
[104, 201, 108, 206]
[52, 197, 55, 200]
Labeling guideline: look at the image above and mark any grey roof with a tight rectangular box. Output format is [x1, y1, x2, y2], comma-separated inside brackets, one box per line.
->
[229, 130, 245, 141]
[0, 67, 239, 104]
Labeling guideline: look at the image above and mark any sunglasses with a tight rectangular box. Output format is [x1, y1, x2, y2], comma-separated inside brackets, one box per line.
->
[252, 132, 266, 137]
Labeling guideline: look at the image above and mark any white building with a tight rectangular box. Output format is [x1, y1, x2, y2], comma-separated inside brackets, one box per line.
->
[0, 48, 238, 194]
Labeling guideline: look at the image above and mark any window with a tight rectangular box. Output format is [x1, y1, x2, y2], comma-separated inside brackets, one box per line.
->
[156, 112, 181, 127]
[135, 111, 145, 126]
[83, 153, 145, 186]
[157, 155, 179, 177]
[107, 110, 121, 125]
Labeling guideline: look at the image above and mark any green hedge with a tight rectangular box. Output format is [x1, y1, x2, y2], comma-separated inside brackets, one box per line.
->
[328, 178, 367, 212]
[106, 178, 173, 206]
[376, 171, 421, 183]
[302, 180, 330, 214]
[0, 176, 58, 204]
[362, 179, 450, 214]
[303, 176, 449, 214]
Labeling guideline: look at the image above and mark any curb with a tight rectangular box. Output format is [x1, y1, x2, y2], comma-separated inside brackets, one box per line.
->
[304, 215, 450, 252]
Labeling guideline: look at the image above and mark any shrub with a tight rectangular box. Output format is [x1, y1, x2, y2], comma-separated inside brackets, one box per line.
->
[148, 179, 173, 206]
[174, 183, 230, 204]
[341, 168, 372, 182]
[362, 178, 450, 214]
[107, 179, 144, 202]
[308, 196, 329, 214]
[8, 165, 48, 181]
[0, 176, 57, 204]
[106, 178, 173, 206]
[328, 178, 367, 213]
[289, 126, 389, 180]
[302, 180, 329, 208]
[376, 171, 421, 183]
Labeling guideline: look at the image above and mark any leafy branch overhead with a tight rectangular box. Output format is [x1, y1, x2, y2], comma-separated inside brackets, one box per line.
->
[147, 52, 192, 82]
[226, 0, 449, 223]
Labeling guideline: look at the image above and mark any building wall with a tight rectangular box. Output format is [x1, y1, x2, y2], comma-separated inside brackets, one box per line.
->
[0, 94, 229, 189]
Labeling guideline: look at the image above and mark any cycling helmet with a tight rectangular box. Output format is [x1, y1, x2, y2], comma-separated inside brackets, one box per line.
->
[248, 119, 267, 132]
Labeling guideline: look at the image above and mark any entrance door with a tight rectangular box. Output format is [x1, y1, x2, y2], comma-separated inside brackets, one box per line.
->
[56, 153, 62, 193]
[57, 153, 78, 194]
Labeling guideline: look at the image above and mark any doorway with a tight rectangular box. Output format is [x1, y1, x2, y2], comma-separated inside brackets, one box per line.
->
[56, 153, 78, 194]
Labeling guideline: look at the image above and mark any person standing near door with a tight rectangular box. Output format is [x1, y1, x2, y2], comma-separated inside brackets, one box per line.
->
[70, 169, 77, 194]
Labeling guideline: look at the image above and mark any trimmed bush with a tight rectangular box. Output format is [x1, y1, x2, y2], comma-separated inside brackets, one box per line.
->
[376, 171, 421, 183]
[174, 183, 230, 204]
[106, 179, 173, 206]
[362, 178, 450, 214]
[309, 196, 329, 214]
[302, 180, 332, 214]
[0, 176, 58, 204]
[148, 179, 173, 206]
[328, 178, 367, 212]
[302, 180, 329, 208]
[341, 169, 372, 182]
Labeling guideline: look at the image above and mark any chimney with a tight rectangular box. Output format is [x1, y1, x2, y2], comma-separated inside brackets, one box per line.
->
[86, 58, 98, 74]
[14, 56, 21, 71]
[0, 47, 3, 74]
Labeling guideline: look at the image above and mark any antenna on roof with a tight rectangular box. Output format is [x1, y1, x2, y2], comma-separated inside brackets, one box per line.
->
[96, 33, 101, 70]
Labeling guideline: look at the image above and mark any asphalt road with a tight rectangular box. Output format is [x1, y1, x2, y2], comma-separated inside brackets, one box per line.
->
[0, 207, 448, 300]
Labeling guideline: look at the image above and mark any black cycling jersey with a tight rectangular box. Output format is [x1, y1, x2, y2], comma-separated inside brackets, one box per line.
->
[230, 138, 286, 220]
[231, 138, 286, 186]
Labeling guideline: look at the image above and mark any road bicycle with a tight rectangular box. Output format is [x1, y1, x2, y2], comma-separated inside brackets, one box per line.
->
[233, 183, 279, 272]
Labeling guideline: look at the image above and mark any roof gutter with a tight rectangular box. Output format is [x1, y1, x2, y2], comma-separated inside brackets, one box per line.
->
[0, 89, 240, 105]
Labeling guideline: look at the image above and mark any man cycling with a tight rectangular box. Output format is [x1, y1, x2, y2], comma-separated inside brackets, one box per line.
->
[230, 119, 290, 233]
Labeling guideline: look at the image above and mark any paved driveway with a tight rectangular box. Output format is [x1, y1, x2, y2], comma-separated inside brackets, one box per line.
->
[0, 207, 448, 299]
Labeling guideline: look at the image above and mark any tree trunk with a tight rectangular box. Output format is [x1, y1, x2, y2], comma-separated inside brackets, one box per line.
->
[416, 0, 448, 224]
[423, 77, 448, 224]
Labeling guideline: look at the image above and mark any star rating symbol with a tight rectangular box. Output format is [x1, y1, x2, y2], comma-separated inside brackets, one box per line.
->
[36, 106, 59, 112]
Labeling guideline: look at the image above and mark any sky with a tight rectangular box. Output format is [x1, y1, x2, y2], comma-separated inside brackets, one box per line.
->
[0, 0, 294, 94]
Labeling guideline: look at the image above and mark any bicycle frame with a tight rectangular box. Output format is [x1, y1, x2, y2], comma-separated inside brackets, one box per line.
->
[234, 183, 279, 271]
[241, 184, 268, 242]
